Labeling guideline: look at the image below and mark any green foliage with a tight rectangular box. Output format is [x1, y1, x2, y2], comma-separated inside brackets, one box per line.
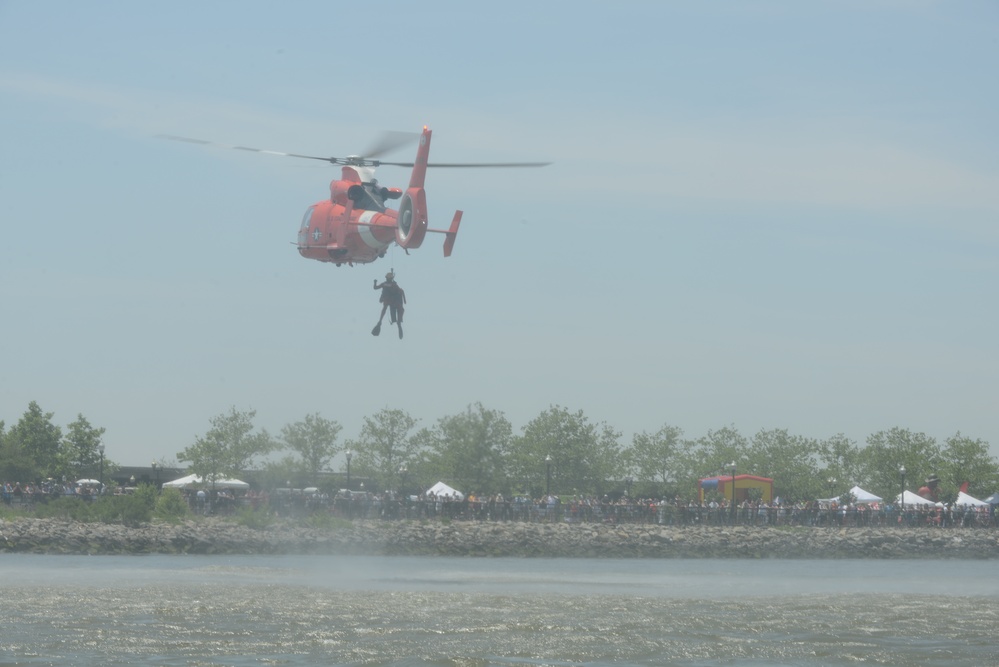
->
[508, 405, 623, 496]
[60, 415, 107, 482]
[0, 401, 63, 481]
[860, 428, 942, 500]
[939, 433, 999, 497]
[258, 455, 309, 490]
[303, 512, 352, 530]
[109, 484, 157, 526]
[153, 487, 189, 523]
[818, 434, 863, 493]
[177, 407, 275, 482]
[32, 496, 94, 521]
[688, 426, 749, 480]
[235, 504, 275, 529]
[30, 486, 156, 526]
[347, 408, 420, 492]
[279, 413, 343, 486]
[629, 423, 687, 493]
[746, 428, 822, 501]
[0, 403, 115, 484]
[415, 403, 512, 494]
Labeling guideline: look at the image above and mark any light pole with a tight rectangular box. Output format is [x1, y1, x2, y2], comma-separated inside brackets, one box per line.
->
[398, 465, 408, 518]
[900, 465, 906, 522]
[729, 461, 737, 525]
[346, 450, 352, 490]
[98, 444, 105, 491]
[545, 455, 553, 496]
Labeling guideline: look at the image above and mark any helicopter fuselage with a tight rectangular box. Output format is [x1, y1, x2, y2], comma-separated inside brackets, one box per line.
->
[295, 128, 461, 266]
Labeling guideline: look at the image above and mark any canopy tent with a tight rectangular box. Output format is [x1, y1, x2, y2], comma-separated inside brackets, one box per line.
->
[848, 486, 882, 504]
[983, 492, 999, 505]
[896, 490, 936, 506]
[162, 473, 249, 490]
[955, 491, 988, 507]
[75, 478, 101, 486]
[820, 485, 883, 504]
[426, 481, 464, 500]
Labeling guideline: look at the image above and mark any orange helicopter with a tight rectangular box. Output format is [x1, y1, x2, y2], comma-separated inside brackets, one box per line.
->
[162, 126, 549, 266]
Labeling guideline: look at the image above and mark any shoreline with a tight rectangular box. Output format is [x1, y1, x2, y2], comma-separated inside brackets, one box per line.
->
[2, 517, 999, 558]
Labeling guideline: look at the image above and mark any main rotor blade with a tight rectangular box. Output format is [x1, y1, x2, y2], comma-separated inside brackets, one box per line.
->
[363, 131, 420, 159]
[378, 161, 553, 168]
[157, 134, 340, 163]
[159, 134, 551, 169]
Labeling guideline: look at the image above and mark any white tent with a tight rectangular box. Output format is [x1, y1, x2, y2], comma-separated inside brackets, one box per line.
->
[818, 485, 882, 505]
[848, 486, 882, 504]
[896, 490, 935, 506]
[162, 473, 249, 490]
[955, 491, 988, 507]
[426, 481, 464, 500]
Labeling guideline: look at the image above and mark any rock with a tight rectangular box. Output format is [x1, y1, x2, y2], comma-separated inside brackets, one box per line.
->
[0, 516, 997, 558]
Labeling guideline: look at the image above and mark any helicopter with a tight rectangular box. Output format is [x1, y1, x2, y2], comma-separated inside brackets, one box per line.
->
[161, 126, 550, 266]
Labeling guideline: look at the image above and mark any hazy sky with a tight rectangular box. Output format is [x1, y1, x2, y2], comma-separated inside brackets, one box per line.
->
[2, 1, 997, 469]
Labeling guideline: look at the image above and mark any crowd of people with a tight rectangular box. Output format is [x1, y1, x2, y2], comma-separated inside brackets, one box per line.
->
[3, 480, 995, 529]
[2, 480, 120, 504]
[320, 490, 997, 529]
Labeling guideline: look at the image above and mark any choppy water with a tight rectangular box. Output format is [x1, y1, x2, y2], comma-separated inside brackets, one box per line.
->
[1, 555, 997, 666]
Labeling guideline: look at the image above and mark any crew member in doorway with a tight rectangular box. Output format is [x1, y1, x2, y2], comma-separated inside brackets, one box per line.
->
[372, 271, 406, 339]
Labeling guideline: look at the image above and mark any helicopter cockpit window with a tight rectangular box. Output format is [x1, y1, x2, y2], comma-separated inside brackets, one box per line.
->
[301, 206, 315, 229]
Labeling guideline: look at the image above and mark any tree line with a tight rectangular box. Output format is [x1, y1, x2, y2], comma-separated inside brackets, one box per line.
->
[4, 401, 998, 503]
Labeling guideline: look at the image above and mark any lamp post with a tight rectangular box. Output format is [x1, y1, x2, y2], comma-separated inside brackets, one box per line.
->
[545, 455, 553, 496]
[346, 450, 352, 490]
[899, 465, 906, 523]
[98, 444, 105, 491]
[398, 465, 408, 518]
[729, 461, 737, 525]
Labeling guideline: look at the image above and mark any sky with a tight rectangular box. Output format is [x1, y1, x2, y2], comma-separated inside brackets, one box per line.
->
[1, 1, 997, 469]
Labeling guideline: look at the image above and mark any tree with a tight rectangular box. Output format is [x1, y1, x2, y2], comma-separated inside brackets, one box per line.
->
[177, 407, 274, 483]
[61, 414, 107, 481]
[627, 423, 686, 494]
[415, 403, 512, 494]
[938, 433, 999, 498]
[279, 413, 343, 486]
[688, 425, 749, 478]
[508, 406, 622, 497]
[817, 433, 864, 494]
[859, 427, 942, 501]
[347, 408, 420, 493]
[746, 428, 822, 501]
[0, 401, 63, 481]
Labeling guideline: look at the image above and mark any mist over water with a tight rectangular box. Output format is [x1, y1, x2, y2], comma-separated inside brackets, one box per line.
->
[2, 555, 997, 666]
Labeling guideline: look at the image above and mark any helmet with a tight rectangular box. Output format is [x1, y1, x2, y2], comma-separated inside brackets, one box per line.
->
[386, 272, 395, 280]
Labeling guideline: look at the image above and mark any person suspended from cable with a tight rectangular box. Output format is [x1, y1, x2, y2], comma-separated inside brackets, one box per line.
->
[372, 270, 406, 339]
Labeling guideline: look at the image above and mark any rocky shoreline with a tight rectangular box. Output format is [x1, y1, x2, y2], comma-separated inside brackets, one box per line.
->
[2, 517, 998, 558]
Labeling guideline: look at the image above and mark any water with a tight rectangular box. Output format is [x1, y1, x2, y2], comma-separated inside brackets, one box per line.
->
[2, 555, 997, 666]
